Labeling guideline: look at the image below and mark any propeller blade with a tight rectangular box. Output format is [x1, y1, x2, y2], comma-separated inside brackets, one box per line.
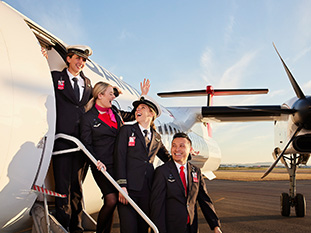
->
[273, 43, 305, 99]
[261, 125, 303, 179]
[158, 88, 268, 98]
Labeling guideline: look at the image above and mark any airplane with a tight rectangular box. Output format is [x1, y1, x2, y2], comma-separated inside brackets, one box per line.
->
[158, 43, 311, 218]
[0, 1, 309, 233]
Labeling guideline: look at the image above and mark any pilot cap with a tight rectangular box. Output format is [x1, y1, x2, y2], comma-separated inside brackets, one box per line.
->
[133, 95, 162, 117]
[67, 45, 93, 60]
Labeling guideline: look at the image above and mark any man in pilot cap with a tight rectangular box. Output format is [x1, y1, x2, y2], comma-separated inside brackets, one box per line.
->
[51, 45, 92, 232]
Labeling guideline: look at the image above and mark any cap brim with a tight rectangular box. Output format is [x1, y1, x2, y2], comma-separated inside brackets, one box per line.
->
[133, 100, 159, 117]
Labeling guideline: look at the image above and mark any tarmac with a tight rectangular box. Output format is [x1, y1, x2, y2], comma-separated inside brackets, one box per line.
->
[109, 178, 311, 233]
[196, 179, 311, 232]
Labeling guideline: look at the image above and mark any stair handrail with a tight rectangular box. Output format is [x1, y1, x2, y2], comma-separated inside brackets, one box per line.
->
[53, 133, 159, 233]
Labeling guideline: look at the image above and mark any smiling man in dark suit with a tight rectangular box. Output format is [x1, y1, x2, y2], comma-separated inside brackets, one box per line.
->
[51, 45, 92, 232]
[150, 133, 222, 233]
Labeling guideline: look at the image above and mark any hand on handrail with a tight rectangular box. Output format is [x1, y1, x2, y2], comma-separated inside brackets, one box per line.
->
[96, 160, 106, 171]
[119, 187, 129, 205]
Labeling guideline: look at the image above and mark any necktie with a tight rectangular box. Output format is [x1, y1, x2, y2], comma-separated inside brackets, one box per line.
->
[180, 166, 187, 195]
[180, 166, 190, 224]
[72, 77, 80, 101]
[143, 129, 150, 149]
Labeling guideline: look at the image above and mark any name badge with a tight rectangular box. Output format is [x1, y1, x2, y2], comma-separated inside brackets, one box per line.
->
[58, 80, 64, 90]
[128, 136, 136, 146]
[192, 172, 198, 183]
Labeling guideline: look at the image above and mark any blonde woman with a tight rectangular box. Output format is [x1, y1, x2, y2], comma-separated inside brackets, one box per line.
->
[115, 96, 170, 233]
[80, 79, 149, 233]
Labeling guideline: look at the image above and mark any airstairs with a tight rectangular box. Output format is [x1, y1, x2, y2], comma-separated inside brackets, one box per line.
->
[30, 133, 159, 233]
[31, 202, 96, 233]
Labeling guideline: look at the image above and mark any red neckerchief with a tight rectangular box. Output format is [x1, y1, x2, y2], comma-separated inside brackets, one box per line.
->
[95, 104, 118, 129]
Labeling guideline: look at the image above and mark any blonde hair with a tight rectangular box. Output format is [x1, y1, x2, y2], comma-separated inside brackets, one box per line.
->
[85, 81, 112, 112]
[149, 106, 157, 130]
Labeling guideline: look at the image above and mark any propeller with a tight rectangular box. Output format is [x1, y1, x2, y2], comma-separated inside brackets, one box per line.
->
[262, 44, 309, 178]
[273, 43, 305, 99]
[261, 124, 303, 179]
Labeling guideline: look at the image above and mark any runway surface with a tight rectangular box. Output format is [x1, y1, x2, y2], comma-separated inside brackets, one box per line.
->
[109, 179, 311, 233]
[197, 179, 311, 233]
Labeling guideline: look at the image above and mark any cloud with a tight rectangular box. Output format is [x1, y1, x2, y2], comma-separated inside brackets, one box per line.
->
[200, 47, 214, 83]
[218, 50, 258, 88]
[292, 46, 311, 63]
[119, 29, 134, 41]
[224, 15, 235, 46]
[295, 0, 311, 47]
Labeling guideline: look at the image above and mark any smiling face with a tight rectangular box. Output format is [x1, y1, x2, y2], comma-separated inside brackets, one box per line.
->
[135, 104, 155, 126]
[67, 54, 86, 76]
[171, 137, 191, 165]
[96, 86, 115, 108]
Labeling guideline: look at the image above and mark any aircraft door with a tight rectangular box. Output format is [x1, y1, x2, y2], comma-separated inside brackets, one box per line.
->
[0, 3, 56, 231]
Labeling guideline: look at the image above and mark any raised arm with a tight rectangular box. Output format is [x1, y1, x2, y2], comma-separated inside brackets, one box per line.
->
[140, 78, 150, 95]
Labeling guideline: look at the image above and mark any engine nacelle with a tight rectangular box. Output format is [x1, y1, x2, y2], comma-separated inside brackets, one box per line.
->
[292, 134, 311, 152]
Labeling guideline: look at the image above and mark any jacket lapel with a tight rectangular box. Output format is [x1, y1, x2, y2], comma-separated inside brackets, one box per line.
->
[112, 107, 123, 129]
[134, 123, 147, 151]
[59, 69, 78, 104]
[80, 71, 92, 104]
[169, 160, 187, 197]
[147, 129, 160, 158]
[187, 162, 193, 200]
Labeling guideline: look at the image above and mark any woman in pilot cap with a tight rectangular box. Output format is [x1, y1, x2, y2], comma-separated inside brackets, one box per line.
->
[79, 79, 150, 233]
[114, 95, 170, 233]
[52, 44, 93, 232]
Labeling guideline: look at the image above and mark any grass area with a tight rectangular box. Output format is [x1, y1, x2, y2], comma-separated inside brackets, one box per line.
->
[214, 167, 311, 181]
[218, 166, 268, 170]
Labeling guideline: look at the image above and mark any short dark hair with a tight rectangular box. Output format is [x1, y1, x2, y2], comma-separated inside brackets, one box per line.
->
[65, 52, 75, 66]
[173, 132, 192, 146]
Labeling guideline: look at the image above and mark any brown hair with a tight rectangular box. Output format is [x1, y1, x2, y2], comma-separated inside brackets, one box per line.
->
[65, 52, 75, 66]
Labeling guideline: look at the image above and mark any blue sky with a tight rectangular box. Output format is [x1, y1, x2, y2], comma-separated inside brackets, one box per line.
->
[5, 0, 311, 164]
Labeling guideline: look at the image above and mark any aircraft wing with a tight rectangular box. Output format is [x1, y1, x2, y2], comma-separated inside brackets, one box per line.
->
[159, 87, 295, 124]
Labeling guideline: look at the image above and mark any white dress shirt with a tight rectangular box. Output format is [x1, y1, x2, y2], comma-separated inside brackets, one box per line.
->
[138, 124, 151, 140]
[67, 69, 85, 101]
[174, 161, 188, 185]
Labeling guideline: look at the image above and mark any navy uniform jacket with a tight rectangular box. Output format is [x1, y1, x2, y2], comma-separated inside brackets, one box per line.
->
[52, 68, 92, 151]
[150, 160, 220, 233]
[114, 122, 170, 192]
[79, 105, 135, 166]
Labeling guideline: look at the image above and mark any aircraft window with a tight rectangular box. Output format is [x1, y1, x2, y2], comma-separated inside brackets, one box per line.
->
[164, 124, 168, 134]
[168, 125, 173, 133]
[158, 126, 163, 134]
[112, 100, 121, 110]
